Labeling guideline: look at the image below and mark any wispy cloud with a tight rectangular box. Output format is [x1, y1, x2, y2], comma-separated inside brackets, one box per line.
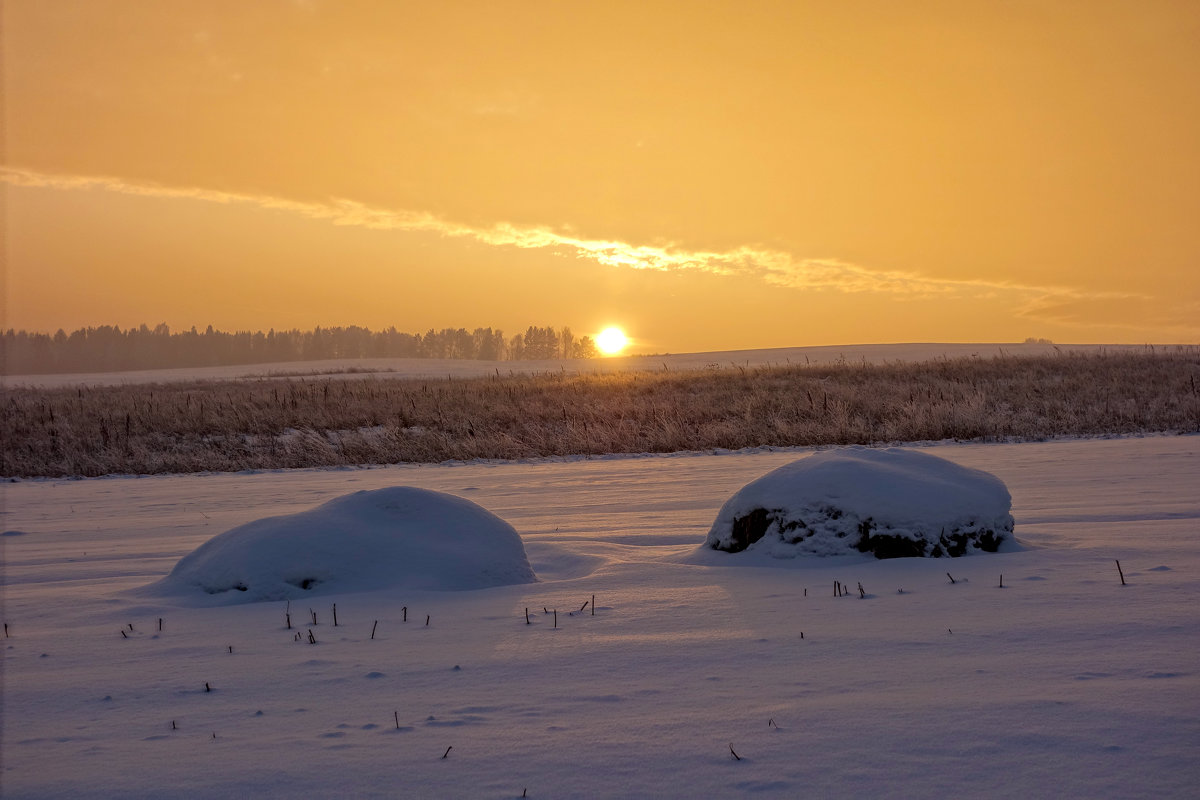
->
[3, 166, 1152, 328]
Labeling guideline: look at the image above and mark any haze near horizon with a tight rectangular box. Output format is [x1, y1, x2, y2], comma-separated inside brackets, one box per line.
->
[4, 1, 1198, 352]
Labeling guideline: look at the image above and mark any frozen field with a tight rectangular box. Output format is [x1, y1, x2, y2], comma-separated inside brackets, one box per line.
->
[3, 341, 1156, 389]
[2, 436, 1198, 798]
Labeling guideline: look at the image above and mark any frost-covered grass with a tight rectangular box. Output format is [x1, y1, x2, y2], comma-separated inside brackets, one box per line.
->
[2, 437, 1197, 798]
[3, 349, 1198, 477]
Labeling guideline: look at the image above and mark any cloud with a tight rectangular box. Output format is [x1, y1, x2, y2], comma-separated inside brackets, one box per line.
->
[1016, 294, 1200, 337]
[2, 166, 1159, 332]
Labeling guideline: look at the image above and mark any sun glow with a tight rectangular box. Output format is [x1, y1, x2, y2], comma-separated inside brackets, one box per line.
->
[595, 327, 629, 356]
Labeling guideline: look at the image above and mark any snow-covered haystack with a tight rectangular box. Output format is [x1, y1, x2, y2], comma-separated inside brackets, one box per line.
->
[705, 447, 1015, 559]
[144, 487, 537, 603]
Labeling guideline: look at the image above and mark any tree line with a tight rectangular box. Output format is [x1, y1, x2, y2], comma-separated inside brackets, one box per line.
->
[1, 323, 599, 375]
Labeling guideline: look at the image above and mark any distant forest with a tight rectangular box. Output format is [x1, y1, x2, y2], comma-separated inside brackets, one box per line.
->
[1, 324, 599, 375]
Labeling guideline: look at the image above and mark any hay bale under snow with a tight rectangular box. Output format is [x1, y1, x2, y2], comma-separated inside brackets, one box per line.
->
[142, 486, 537, 604]
[705, 447, 1015, 559]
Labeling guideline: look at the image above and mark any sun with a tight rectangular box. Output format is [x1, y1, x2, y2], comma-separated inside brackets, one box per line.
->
[595, 327, 629, 356]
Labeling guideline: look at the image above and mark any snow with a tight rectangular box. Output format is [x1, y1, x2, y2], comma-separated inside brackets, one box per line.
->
[141, 487, 537, 604]
[2, 341, 1155, 389]
[702, 447, 1015, 558]
[2, 436, 1198, 798]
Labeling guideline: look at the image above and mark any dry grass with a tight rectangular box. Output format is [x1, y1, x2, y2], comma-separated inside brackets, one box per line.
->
[3, 349, 1198, 477]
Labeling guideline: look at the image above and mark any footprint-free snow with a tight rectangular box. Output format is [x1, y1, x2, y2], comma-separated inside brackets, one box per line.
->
[144, 486, 537, 603]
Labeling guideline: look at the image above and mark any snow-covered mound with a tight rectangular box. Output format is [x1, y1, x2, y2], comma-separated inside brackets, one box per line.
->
[144, 487, 537, 603]
[704, 447, 1015, 559]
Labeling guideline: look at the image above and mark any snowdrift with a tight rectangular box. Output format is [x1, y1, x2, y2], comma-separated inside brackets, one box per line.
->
[704, 447, 1015, 558]
[143, 487, 537, 603]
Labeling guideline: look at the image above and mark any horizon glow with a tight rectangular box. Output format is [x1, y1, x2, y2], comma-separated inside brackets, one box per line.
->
[5, 2, 1198, 350]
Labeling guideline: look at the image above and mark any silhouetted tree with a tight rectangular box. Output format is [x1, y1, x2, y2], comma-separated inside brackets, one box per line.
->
[575, 335, 598, 359]
[508, 332, 526, 361]
[2, 320, 599, 374]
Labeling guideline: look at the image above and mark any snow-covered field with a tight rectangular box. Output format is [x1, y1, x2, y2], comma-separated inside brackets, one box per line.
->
[3, 436, 1198, 798]
[3, 341, 1158, 389]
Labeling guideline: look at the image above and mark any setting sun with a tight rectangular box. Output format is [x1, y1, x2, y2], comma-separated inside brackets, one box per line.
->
[595, 327, 629, 356]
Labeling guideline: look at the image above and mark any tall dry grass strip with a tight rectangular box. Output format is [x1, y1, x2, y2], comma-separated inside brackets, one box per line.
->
[3, 349, 1197, 477]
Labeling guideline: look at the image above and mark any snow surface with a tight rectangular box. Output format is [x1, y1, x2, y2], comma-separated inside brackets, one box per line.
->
[3, 341, 1156, 388]
[142, 487, 537, 604]
[703, 447, 1015, 558]
[2, 436, 1199, 798]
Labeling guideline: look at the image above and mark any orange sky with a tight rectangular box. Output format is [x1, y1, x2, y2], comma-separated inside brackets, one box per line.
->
[4, 0, 1198, 352]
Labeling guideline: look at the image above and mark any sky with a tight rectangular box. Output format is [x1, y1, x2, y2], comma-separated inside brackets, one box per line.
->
[4, 0, 1199, 353]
